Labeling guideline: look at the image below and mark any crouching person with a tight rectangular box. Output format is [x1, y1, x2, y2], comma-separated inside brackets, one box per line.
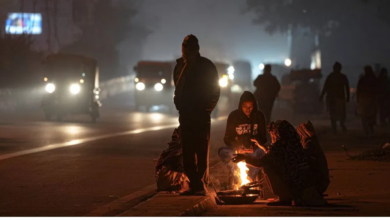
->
[218, 91, 268, 187]
[297, 121, 330, 196]
[233, 120, 327, 207]
[155, 127, 189, 192]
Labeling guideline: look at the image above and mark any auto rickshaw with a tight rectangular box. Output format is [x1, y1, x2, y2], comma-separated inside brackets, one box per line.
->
[133, 61, 175, 112]
[41, 53, 101, 122]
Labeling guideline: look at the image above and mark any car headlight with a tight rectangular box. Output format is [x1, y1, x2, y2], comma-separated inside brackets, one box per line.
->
[45, 83, 55, 93]
[136, 82, 145, 91]
[154, 83, 163, 92]
[70, 84, 81, 94]
[219, 76, 228, 88]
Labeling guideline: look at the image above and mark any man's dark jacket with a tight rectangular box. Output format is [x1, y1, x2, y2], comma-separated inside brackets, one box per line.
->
[173, 55, 220, 113]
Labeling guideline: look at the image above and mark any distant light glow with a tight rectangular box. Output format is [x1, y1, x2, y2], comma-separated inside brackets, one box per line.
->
[66, 126, 80, 135]
[45, 83, 55, 93]
[5, 13, 42, 35]
[219, 75, 229, 87]
[154, 83, 163, 91]
[67, 140, 81, 145]
[136, 82, 145, 91]
[135, 77, 139, 83]
[44, 77, 48, 82]
[259, 63, 265, 70]
[231, 84, 243, 93]
[161, 78, 166, 84]
[151, 113, 163, 123]
[80, 79, 84, 84]
[70, 84, 81, 94]
[285, 59, 292, 67]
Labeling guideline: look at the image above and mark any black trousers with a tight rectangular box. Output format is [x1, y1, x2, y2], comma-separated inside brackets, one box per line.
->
[179, 111, 211, 191]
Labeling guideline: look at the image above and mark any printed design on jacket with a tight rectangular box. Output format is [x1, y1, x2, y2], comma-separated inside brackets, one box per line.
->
[236, 124, 258, 136]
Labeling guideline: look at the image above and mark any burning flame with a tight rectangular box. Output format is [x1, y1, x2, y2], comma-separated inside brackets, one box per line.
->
[237, 161, 251, 187]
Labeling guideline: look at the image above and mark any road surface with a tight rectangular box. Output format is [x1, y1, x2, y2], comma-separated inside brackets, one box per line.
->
[0, 93, 230, 216]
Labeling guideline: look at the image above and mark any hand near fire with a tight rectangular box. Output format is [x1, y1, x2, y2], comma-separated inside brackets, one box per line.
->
[251, 139, 268, 153]
[232, 154, 247, 163]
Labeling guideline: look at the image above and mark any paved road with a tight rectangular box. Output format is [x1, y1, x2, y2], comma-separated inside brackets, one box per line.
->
[0, 93, 230, 216]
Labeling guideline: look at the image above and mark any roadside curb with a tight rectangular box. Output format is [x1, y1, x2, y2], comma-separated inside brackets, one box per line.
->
[117, 192, 217, 216]
[86, 185, 157, 216]
[182, 193, 217, 216]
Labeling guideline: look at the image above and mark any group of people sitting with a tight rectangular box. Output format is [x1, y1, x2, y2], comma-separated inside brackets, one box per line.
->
[155, 91, 330, 207]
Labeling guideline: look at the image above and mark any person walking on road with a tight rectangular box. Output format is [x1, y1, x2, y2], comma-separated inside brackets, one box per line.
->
[378, 68, 390, 126]
[320, 62, 350, 134]
[253, 64, 281, 125]
[173, 34, 220, 196]
[357, 65, 379, 135]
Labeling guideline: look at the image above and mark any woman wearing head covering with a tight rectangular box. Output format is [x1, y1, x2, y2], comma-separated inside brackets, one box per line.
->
[233, 120, 326, 206]
[297, 121, 330, 195]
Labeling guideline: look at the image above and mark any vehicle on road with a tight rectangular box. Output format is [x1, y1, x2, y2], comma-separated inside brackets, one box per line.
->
[133, 61, 175, 112]
[213, 62, 235, 117]
[41, 53, 101, 122]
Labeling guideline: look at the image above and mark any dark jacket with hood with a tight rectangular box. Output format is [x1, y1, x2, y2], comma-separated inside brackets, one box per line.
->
[224, 91, 267, 149]
[173, 55, 220, 113]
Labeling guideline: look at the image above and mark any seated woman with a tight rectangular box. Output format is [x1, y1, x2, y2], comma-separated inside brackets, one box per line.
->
[219, 91, 268, 186]
[155, 127, 189, 192]
[233, 120, 326, 207]
[297, 121, 330, 195]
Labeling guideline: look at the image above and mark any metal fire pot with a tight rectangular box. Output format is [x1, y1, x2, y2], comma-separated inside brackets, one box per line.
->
[216, 180, 264, 204]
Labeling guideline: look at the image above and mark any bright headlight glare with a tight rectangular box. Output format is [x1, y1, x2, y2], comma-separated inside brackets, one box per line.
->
[154, 83, 163, 91]
[219, 77, 228, 88]
[228, 66, 235, 74]
[136, 82, 145, 91]
[285, 58, 292, 67]
[45, 83, 55, 93]
[70, 84, 81, 94]
[259, 63, 265, 70]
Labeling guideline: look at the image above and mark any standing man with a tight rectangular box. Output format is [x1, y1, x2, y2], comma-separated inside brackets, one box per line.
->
[320, 62, 350, 134]
[173, 35, 220, 195]
[253, 64, 281, 125]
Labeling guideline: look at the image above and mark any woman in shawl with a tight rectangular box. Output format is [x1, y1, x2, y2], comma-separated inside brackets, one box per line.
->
[233, 120, 326, 207]
[297, 121, 330, 195]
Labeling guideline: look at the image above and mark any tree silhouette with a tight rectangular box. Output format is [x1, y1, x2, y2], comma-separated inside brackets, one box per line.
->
[61, 0, 151, 80]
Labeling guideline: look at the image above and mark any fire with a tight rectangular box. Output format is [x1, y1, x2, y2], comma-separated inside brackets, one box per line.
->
[237, 161, 251, 187]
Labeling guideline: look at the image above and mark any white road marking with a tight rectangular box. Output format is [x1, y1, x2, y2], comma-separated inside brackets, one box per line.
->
[0, 116, 227, 162]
